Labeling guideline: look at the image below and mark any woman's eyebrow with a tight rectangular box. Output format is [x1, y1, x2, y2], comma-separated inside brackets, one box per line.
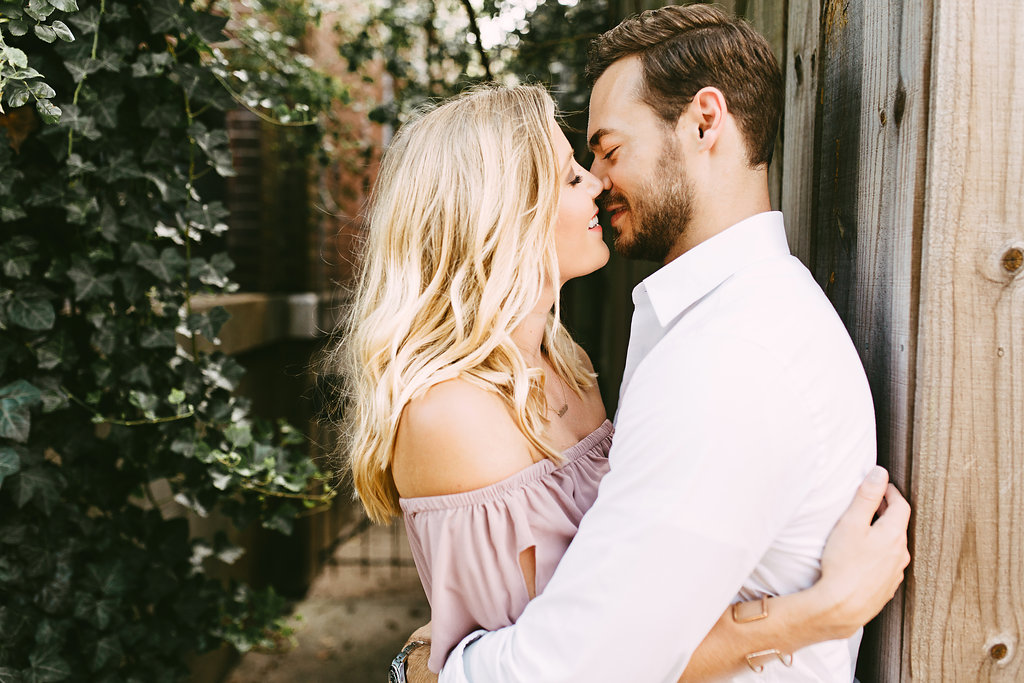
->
[562, 150, 575, 174]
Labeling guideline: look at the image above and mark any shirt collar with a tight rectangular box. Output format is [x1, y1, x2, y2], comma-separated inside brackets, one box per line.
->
[633, 211, 791, 327]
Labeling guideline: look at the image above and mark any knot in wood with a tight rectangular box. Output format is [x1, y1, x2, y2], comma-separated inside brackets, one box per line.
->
[1001, 247, 1023, 273]
[990, 643, 1008, 660]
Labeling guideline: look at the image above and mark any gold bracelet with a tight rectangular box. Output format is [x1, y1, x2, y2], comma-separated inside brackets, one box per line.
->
[744, 648, 794, 673]
[732, 595, 769, 623]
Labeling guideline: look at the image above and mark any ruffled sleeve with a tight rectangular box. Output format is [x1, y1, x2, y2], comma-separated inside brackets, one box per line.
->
[400, 420, 612, 673]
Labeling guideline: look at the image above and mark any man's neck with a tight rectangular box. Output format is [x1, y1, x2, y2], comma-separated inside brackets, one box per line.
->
[664, 178, 772, 265]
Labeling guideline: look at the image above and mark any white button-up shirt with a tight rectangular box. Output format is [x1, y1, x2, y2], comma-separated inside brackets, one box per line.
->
[440, 211, 876, 683]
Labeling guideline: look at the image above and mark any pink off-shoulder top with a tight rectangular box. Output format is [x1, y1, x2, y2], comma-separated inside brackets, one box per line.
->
[399, 419, 613, 672]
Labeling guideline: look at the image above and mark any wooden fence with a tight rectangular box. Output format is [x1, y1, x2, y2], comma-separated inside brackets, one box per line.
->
[577, 1, 1024, 680]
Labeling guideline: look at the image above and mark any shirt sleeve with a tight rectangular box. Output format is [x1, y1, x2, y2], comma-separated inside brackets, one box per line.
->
[440, 333, 821, 683]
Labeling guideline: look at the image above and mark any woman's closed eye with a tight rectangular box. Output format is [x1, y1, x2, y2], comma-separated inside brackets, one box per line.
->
[569, 174, 583, 186]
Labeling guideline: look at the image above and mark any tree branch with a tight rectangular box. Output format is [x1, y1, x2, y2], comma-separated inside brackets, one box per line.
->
[458, 0, 494, 81]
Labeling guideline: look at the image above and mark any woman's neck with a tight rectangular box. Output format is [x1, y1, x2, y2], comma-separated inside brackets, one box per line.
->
[511, 291, 556, 366]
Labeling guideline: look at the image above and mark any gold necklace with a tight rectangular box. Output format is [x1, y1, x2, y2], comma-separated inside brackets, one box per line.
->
[550, 370, 569, 418]
[526, 351, 569, 418]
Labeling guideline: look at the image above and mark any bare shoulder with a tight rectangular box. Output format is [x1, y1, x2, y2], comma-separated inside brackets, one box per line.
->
[392, 378, 536, 499]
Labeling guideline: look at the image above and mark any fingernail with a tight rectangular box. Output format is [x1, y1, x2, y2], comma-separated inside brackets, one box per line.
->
[867, 466, 887, 484]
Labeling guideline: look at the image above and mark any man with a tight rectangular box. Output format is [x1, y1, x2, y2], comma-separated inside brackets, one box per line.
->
[399, 6, 909, 681]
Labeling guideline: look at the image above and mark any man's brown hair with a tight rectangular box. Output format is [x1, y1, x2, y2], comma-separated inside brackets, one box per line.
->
[587, 4, 783, 168]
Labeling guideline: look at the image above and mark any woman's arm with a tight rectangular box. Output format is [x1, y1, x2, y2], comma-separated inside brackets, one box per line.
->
[679, 468, 911, 681]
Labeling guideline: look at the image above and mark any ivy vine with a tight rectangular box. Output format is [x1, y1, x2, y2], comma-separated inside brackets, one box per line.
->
[0, 0, 343, 679]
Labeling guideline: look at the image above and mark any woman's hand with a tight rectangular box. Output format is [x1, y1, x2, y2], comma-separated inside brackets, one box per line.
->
[812, 466, 912, 639]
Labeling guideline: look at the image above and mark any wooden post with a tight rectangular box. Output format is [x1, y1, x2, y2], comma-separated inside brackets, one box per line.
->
[781, 0, 819, 264]
[906, 0, 1024, 679]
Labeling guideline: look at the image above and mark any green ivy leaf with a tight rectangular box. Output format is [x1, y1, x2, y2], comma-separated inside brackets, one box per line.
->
[34, 619, 66, 651]
[27, 645, 71, 683]
[224, 423, 252, 448]
[6, 297, 55, 331]
[139, 328, 175, 349]
[37, 382, 69, 414]
[123, 363, 152, 387]
[51, 20, 75, 42]
[48, 0, 78, 13]
[9, 466, 59, 513]
[64, 56, 99, 83]
[83, 562, 128, 599]
[27, 81, 56, 99]
[72, 593, 117, 631]
[91, 635, 123, 672]
[66, 260, 115, 301]
[65, 4, 97, 33]
[0, 380, 43, 409]
[90, 91, 123, 129]
[138, 247, 186, 283]
[210, 469, 232, 490]
[4, 255, 35, 279]
[33, 24, 58, 43]
[35, 99, 61, 125]
[7, 19, 30, 36]
[148, 0, 181, 33]
[0, 378, 43, 444]
[1, 46, 29, 70]
[140, 103, 179, 129]
[6, 86, 31, 110]
[0, 448, 21, 490]
[0, 666, 21, 683]
[0, 405, 29, 442]
[190, 10, 228, 44]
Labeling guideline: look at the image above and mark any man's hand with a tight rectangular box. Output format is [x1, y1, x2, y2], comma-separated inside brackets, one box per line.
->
[403, 623, 437, 683]
[815, 466, 912, 639]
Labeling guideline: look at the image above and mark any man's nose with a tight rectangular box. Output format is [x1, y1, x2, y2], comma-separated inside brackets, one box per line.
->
[589, 158, 612, 191]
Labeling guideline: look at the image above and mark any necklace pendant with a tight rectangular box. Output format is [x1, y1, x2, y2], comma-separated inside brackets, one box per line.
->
[556, 403, 569, 418]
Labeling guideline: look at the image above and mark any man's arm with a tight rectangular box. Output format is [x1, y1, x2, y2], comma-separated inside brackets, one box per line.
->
[440, 336, 829, 683]
[405, 468, 910, 683]
[679, 472, 911, 680]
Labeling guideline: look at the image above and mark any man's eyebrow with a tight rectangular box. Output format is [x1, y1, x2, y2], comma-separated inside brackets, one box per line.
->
[588, 128, 617, 150]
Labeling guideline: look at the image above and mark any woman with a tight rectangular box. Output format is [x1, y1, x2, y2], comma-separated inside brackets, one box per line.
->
[328, 85, 908, 679]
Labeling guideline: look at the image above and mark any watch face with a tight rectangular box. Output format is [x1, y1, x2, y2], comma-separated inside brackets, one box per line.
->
[388, 655, 406, 683]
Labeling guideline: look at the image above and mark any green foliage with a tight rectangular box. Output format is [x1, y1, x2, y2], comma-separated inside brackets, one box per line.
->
[0, 0, 342, 679]
[339, 0, 611, 127]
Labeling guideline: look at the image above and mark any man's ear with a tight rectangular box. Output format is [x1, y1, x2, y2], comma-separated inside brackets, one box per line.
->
[676, 86, 728, 151]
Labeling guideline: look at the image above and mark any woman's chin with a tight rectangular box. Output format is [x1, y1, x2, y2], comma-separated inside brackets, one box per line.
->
[560, 251, 612, 285]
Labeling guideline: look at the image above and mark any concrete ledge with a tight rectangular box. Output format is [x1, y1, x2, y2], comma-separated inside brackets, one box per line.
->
[185, 292, 342, 355]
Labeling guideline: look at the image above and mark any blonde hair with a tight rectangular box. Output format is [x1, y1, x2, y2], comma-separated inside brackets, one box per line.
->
[324, 84, 595, 523]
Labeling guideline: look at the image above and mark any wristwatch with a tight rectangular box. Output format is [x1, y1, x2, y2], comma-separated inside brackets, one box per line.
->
[389, 640, 428, 683]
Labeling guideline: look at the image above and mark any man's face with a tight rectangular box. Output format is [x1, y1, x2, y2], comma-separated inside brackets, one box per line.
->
[587, 56, 695, 263]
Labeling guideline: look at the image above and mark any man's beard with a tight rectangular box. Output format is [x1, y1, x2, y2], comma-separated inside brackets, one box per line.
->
[601, 138, 694, 263]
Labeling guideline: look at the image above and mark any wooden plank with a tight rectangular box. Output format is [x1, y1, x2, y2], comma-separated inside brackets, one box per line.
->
[844, 0, 932, 679]
[809, 0, 863, 316]
[907, 0, 1024, 679]
[780, 0, 819, 265]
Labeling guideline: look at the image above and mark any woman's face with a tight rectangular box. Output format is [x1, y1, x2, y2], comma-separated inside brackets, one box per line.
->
[550, 120, 609, 284]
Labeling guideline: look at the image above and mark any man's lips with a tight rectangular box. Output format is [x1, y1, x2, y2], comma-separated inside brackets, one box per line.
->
[606, 206, 627, 227]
